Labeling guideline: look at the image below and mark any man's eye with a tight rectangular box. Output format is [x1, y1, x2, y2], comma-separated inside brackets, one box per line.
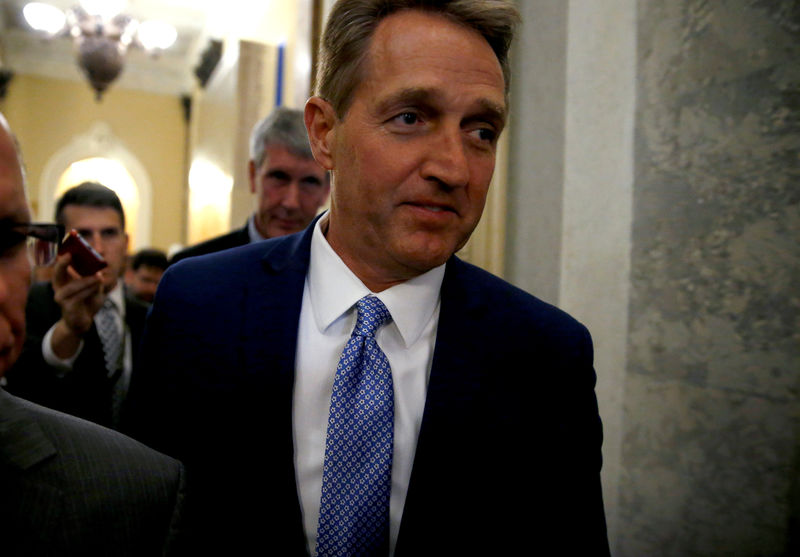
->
[0, 232, 25, 258]
[470, 127, 497, 144]
[101, 230, 120, 239]
[266, 172, 290, 184]
[394, 112, 419, 126]
[300, 179, 322, 190]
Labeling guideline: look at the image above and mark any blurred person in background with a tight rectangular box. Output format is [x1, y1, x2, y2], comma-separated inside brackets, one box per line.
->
[171, 107, 330, 263]
[5, 182, 148, 430]
[126, 248, 168, 304]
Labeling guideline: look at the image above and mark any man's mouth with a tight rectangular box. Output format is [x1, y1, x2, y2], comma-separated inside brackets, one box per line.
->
[404, 201, 457, 216]
[275, 218, 301, 228]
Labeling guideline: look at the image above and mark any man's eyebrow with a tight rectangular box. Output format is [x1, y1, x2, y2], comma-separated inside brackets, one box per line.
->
[376, 87, 507, 124]
[0, 217, 21, 231]
[375, 87, 436, 114]
[473, 98, 507, 127]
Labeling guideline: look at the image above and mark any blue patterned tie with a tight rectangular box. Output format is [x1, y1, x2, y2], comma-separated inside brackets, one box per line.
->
[315, 296, 394, 557]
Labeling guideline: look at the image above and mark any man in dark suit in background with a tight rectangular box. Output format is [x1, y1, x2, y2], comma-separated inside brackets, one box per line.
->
[170, 107, 330, 264]
[0, 111, 185, 556]
[6, 182, 147, 430]
[127, 1, 610, 555]
[125, 247, 169, 304]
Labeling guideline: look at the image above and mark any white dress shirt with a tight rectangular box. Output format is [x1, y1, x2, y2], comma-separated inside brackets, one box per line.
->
[42, 283, 132, 392]
[246, 214, 267, 243]
[294, 215, 445, 556]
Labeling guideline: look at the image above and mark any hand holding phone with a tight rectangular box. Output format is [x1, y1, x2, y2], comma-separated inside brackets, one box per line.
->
[59, 229, 108, 276]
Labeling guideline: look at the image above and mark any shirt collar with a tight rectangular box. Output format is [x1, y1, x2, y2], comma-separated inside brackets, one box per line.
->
[308, 215, 445, 348]
[247, 214, 267, 243]
[106, 282, 124, 315]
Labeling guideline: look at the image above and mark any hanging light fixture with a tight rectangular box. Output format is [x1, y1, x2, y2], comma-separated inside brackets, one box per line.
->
[22, 1, 177, 100]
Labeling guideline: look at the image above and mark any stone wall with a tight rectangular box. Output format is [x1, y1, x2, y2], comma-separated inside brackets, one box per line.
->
[621, 1, 800, 554]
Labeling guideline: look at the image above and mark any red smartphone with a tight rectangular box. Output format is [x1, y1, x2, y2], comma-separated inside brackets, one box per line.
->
[59, 229, 108, 276]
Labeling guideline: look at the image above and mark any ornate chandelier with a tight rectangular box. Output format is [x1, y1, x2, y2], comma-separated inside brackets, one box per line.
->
[23, 1, 177, 100]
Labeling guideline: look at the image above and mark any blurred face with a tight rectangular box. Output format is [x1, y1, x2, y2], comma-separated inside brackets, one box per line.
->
[61, 205, 128, 292]
[307, 10, 506, 291]
[0, 120, 31, 376]
[249, 144, 330, 238]
[129, 264, 163, 303]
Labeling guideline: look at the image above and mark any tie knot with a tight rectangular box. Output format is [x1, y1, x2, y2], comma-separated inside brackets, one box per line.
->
[354, 296, 392, 338]
[102, 298, 116, 313]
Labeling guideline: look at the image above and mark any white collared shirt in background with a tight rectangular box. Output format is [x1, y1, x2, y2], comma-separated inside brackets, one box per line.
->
[246, 214, 267, 244]
[294, 216, 445, 556]
[42, 282, 132, 392]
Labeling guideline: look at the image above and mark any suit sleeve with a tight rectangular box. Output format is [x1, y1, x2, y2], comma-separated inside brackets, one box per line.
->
[122, 271, 179, 450]
[563, 325, 611, 556]
[162, 462, 189, 557]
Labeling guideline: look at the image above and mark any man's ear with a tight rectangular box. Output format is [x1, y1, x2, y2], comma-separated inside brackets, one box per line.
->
[248, 159, 257, 194]
[305, 97, 337, 171]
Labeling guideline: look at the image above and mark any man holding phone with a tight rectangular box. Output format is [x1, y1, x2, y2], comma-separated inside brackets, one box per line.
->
[6, 182, 148, 430]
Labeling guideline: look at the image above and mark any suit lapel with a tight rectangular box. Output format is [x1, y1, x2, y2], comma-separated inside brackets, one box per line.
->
[396, 258, 493, 553]
[240, 223, 315, 555]
[123, 291, 148, 365]
[240, 222, 313, 386]
[0, 388, 58, 469]
[0, 389, 63, 550]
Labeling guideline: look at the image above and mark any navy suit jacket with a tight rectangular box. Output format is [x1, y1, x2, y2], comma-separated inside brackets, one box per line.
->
[126, 219, 609, 555]
[169, 222, 250, 264]
[0, 388, 185, 556]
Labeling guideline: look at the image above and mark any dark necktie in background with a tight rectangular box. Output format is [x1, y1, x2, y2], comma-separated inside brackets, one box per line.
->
[96, 298, 125, 428]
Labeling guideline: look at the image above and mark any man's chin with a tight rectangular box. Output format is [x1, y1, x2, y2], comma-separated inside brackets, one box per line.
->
[101, 275, 119, 293]
[267, 221, 305, 237]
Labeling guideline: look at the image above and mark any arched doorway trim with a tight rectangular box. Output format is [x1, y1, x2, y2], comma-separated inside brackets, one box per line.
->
[38, 122, 153, 249]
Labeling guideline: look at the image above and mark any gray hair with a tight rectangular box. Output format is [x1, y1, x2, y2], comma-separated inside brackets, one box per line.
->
[316, 0, 520, 117]
[248, 107, 314, 169]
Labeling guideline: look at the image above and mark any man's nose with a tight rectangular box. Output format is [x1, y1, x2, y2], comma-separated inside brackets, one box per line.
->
[421, 127, 470, 189]
[83, 232, 104, 253]
[0, 273, 9, 304]
[281, 182, 302, 210]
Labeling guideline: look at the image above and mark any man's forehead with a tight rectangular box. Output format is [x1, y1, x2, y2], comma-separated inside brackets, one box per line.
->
[137, 265, 164, 275]
[0, 182, 29, 223]
[262, 144, 315, 165]
[62, 205, 124, 228]
[0, 127, 29, 223]
[359, 10, 506, 107]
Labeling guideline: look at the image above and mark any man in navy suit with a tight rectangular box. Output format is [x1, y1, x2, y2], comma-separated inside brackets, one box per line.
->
[127, 1, 610, 555]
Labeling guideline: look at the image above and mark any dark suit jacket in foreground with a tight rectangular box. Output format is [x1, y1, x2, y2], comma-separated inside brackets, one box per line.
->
[169, 222, 249, 264]
[127, 219, 610, 555]
[5, 282, 148, 429]
[0, 388, 185, 556]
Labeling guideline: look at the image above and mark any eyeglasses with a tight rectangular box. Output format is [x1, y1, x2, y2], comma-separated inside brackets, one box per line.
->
[0, 222, 65, 266]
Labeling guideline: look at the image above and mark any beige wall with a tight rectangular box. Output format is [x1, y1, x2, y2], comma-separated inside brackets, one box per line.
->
[1, 74, 187, 252]
[507, 2, 635, 549]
